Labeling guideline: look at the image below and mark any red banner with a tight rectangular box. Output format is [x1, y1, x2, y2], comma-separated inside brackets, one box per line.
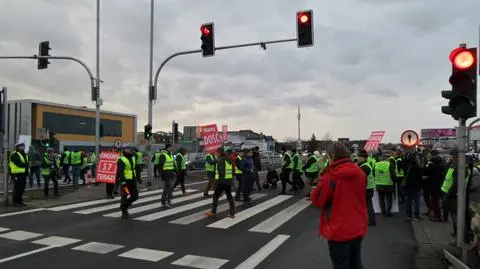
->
[201, 124, 222, 154]
[364, 131, 385, 152]
[222, 125, 228, 141]
[95, 151, 120, 184]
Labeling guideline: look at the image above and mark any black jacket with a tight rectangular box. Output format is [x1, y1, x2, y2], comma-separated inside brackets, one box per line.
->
[423, 156, 447, 190]
[252, 152, 262, 171]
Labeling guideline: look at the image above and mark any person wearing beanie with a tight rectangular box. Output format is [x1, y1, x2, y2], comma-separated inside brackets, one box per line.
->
[159, 143, 175, 207]
[358, 149, 376, 226]
[206, 147, 235, 218]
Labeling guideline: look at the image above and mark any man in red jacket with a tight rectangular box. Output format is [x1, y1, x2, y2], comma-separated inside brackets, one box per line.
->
[311, 142, 367, 269]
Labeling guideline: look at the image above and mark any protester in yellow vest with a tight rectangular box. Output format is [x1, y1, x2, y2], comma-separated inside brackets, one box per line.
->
[358, 150, 376, 226]
[291, 149, 305, 191]
[9, 142, 29, 206]
[172, 148, 187, 195]
[205, 147, 235, 218]
[134, 147, 143, 184]
[442, 148, 471, 237]
[374, 154, 396, 217]
[152, 149, 162, 179]
[303, 151, 320, 199]
[204, 152, 217, 197]
[69, 148, 83, 190]
[159, 143, 175, 208]
[234, 150, 245, 201]
[280, 146, 295, 195]
[117, 145, 139, 219]
[42, 148, 60, 197]
[60, 147, 71, 184]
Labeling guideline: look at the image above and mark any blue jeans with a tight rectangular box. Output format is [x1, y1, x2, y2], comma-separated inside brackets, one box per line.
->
[71, 166, 81, 188]
[405, 188, 420, 218]
[161, 174, 173, 205]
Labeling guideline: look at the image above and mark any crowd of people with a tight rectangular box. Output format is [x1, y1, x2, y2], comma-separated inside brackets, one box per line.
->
[307, 142, 480, 269]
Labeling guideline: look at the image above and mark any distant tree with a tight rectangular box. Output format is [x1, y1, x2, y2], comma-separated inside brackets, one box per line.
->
[322, 132, 333, 141]
[308, 133, 319, 152]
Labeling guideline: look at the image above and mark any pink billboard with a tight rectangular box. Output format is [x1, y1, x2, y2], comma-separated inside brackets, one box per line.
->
[420, 128, 456, 139]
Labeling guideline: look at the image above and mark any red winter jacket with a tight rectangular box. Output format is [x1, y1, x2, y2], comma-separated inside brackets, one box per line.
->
[310, 158, 367, 242]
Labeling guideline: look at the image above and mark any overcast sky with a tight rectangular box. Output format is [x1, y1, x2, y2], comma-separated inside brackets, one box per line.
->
[0, 0, 479, 142]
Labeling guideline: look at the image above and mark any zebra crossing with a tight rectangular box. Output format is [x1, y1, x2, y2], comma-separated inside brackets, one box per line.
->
[44, 187, 312, 234]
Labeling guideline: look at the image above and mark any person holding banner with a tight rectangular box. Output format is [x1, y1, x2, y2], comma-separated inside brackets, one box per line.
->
[117, 145, 139, 219]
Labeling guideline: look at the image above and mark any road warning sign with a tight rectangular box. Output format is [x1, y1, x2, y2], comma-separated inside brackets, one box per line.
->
[400, 130, 420, 147]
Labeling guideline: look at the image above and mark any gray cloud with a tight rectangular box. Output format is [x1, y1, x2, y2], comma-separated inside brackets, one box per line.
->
[0, 0, 479, 142]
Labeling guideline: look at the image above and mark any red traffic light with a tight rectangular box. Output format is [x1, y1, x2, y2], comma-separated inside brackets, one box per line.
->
[449, 48, 476, 70]
[298, 13, 310, 24]
[200, 26, 210, 36]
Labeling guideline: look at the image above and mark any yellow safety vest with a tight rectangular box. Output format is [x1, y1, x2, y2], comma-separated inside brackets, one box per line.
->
[153, 152, 161, 165]
[9, 151, 28, 174]
[62, 151, 71, 165]
[441, 167, 471, 193]
[395, 157, 404, 177]
[177, 153, 186, 170]
[119, 156, 136, 180]
[215, 159, 233, 180]
[41, 156, 52, 176]
[374, 161, 393, 186]
[361, 162, 376, 189]
[205, 154, 215, 172]
[135, 151, 143, 165]
[305, 155, 320, 173]
[282, 153, 294, 169]
[294, 154, 303, 172]
[70, 151, 82, 165]
[235, 156, 243, 174]
[162, 152, 174, 171]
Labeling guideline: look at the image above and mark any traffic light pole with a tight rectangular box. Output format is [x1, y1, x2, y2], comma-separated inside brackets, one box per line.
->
[456, 118, 468, 262]
[1, 87, 8, 206]
[145, 37, 296, 183]
[0, 55, 96, 92]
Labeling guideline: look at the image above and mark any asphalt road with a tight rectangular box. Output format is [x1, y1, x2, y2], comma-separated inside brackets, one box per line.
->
[0, 174, 416, 269]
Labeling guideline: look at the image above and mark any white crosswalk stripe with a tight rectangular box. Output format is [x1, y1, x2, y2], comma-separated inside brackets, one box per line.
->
[43, 187, 311, 233]
[207, 195, 292, 229]
[74, 189, 197, 215]
[169, 193, 267, 225]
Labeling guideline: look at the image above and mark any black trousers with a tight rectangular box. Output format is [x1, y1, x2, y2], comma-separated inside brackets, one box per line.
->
[235, 174, 243, 200]
[12, 173, 27, 204]
[173, 171, 186, 193]
[366, 189, 376, 224]
[280, 169, 294, 194]
[106, 183, 115, 197]
[328, 237, 364, 269]
[120, 181, 139, 212]
[62, 165, 71, 182]
[44, 174, 59, 196]
[292, 171, 305, 190]
[253, 171, 261, 190]
[135, 166, 143, 184]
[242, 174, 254, 201]
[212, 184, 235, 215]
[377, 189, 393, 214]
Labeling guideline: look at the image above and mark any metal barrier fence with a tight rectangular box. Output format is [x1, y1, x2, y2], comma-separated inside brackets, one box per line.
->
[444, 249, 471, 269]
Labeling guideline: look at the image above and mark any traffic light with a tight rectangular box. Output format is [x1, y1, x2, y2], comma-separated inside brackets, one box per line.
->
[38, 41, 51, 70]
[441, 47, 477, 119]
[296, 10, 313, 48]
[173, 122, 179, 143]
[200, 23, 215, 57]
[144, 124, 152, 140]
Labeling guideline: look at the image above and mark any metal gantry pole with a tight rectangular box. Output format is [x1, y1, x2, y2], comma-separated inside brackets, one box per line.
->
[456, 118, 467, 261]
[146, 0, 155, 186]
[95, 0, 101, 160]
[1, 87, 7, 205]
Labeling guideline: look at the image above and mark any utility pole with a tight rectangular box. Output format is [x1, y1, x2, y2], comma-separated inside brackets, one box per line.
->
[297, 105, 302, 150]
[95, 0, 101, 160]
[146, 0, 155, 187]
[1, 87, 8, 205]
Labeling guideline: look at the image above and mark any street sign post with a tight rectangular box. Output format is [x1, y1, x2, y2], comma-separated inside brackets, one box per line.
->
[400, 130, 420, 147]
